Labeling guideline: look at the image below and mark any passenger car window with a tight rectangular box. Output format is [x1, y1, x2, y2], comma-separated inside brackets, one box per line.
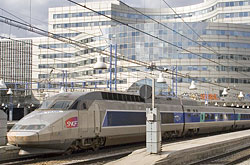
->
[205, 113, 209, 120]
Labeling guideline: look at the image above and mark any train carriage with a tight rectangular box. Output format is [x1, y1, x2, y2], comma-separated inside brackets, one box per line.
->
[183, 106, 235, 135]
[235, 108, 250, 130]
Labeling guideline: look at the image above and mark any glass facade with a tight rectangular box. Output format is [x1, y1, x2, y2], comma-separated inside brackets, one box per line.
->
[0, 40, 33, 99]
[34, 0, 250, 100]
[51, 1, 250, 23]
[104, 22, 250, 86]
[38, 21, 250, 87]
[53, 21, 116, 29]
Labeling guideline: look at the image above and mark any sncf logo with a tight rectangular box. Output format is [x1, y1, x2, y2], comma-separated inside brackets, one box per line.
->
[65, 117, 78, 128]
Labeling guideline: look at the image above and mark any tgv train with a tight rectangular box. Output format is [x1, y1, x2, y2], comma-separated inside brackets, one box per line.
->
[7, 91, 250, 153]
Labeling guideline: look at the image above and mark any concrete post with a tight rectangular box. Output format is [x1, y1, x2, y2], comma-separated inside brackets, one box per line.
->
[9, 95, 13, 122]
[146, 78, 161, 154]
[0, 110, 7, 146]
[24, 107, 28, 116]
[146, 107, 161, 154]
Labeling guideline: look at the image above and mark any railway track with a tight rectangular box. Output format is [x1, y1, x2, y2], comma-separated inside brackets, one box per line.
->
[190, 145, 250, 165]
[1, 132, 246, 165]
[0, 142, 144, 165]
[0, 153, 61, 165]
[58, 151, 131, 165]
[0, 136, 189, 165]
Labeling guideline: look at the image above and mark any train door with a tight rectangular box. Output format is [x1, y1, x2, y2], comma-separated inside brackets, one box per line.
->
[78, 102, 88, 138]
[94, 104, 101, 135]
[51, 119, 63, 141]
[200, 113, 205, 122]
[233, 108, 236, 129]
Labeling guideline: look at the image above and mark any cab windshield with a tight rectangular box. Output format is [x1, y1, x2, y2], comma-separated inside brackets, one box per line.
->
[50, 101, 71, 109]
[39, 100, 72, 110]
[39, 100, 53, 109]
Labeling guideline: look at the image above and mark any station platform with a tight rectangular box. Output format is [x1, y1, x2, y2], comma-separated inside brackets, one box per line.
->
[106, 130, 250, 165]
[0, 145, 20, 161]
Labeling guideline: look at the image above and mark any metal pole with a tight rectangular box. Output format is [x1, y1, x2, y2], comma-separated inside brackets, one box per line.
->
[24, 106, 28, 116]
[62, 70, 65, 88]
[109, 45, 113, 91]
[152, 78, 155, 109]
[175, 66, 177, 97]
[114, 44, 117, 91]
[9, 94, 13, 122]
[71, 82, 74, 91]
[65, 70, 68, 92]
[207, 91, 209, 103]
[172, 67, 174, 96]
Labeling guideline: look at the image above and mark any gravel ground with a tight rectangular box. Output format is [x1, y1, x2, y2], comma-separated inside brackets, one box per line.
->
[237, 159, 250, 165]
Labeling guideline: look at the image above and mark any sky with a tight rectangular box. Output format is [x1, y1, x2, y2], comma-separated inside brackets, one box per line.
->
[0, 0, 203, 38]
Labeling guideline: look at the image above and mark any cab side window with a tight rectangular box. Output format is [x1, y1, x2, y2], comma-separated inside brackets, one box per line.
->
[82, 103, 87, 110]
[70, 101, 78, 110]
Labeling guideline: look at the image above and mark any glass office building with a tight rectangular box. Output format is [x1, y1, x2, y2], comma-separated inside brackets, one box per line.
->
[12, 0, 250, 101]
[105, 22, 250, 98]
[0, 39, 33, 111]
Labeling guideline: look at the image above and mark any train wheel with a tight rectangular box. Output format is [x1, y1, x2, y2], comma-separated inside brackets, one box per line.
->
[64, 141, 78, 155]
[162, 132, 168, 141]
[64, 148, 73, 155]
[91, 137, 106, 151]
[91, 138, 100, 151]
[99, 137, 106, 147]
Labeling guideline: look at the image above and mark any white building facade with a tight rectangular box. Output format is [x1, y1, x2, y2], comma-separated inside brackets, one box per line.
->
[23, 0, 250, 101]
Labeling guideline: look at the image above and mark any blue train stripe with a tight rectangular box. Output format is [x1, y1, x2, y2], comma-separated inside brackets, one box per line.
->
[102, 110, 250, 127]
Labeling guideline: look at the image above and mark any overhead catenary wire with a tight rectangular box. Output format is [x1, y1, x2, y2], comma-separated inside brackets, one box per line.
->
[0, 12, 248, 94]
[0, 6, 180, 79]
[0, 6, 248, 94]
[64, 0, 250, 93]
[160, 0, 250, 73]
[0, 4, 173, 91]
[118, 0, 250, 78]
[2, 3, 247, 81]
[0, 35, 155, 87]
[65, 0, 250, 81]
[5, 2, 247, 72]
[0, 24, 153, 87]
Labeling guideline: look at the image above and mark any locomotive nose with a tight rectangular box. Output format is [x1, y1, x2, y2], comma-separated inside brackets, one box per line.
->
[8, 131, 39, 145]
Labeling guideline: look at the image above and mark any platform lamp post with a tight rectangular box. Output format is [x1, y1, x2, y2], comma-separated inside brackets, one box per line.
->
[238, 91, 244, 108]
[189, 80, 197, 90]
[222, 88, 228, 106]
[7, 88, 13, 122]
[145, 62, 167, 154]
[59, 87, 66, 94]
[189, 80, 197, 100]
[238, 91, 244, 100]
[94, 55, 107, 90]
